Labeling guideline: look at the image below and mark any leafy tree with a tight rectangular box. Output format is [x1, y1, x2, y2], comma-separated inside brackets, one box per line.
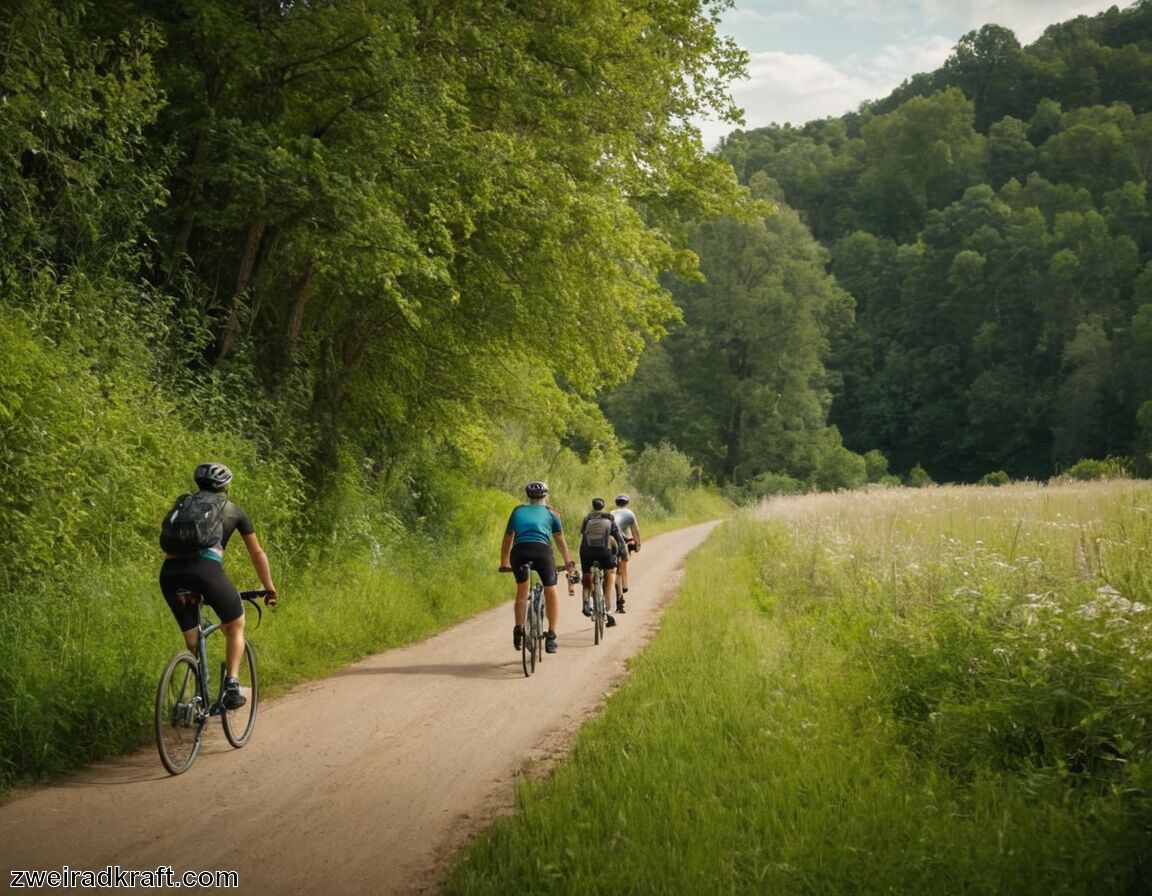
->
[606, 177, 853, 485]
[853, 88, 986, 241]
[942, 25, 1027, 130]
[987, 116, 1037, 187]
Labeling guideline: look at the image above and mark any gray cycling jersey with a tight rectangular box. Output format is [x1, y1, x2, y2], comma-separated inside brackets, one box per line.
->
[613, 507, 637, 536]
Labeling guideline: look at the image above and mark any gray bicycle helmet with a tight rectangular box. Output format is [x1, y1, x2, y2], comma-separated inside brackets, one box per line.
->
[525, 480, 549, 499]
[194, 462, 233, 491]
[615, 493, 630, 506]
[591, 497, 605, 510]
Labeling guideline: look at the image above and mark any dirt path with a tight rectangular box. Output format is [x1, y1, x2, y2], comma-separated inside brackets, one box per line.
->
[1, 521, 721, 895]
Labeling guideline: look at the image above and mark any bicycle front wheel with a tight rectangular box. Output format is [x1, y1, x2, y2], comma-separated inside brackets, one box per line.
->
[156, 653, 205, 775]
[222, 639, 259, 747]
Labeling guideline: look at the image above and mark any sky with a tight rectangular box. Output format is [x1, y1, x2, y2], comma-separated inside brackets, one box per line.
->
[697, 0, 1126, 147]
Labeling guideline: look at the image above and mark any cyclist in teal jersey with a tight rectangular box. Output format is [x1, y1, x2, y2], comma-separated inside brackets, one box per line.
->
[500, 480, 576, 654]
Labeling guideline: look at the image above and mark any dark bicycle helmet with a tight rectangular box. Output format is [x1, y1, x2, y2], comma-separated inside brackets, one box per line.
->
[194, 462, 233, 491]
[615, 493, 631, 506]
[525, 480, 549, 499]
[591, 497, 605, 511]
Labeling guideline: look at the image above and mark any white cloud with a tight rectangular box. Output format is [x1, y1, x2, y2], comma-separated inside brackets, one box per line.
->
[695, 51, 885, 147]
[918, 0, 1121, 42]
[697, 34, 955, 148]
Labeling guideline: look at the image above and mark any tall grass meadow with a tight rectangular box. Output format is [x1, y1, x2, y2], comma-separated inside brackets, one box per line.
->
[442, 481, 1152, 895]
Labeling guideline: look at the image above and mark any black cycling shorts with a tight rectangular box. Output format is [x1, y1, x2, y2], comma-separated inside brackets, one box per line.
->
[159, 555, 244, 631]
[510, 541, 558, 586]
[579, 544, 617, 572]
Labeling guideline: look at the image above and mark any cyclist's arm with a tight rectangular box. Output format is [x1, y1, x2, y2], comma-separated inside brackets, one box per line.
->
[553, 531, 575, 569]
[241, 531, 278, 605]
[500, 530, 514, 568]
[629, 523, 641, 550]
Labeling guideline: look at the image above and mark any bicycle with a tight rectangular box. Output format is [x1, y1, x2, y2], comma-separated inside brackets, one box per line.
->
[155, 589, 269, 775]
[499, 562, 547, 676]
[590, 561, 607, 645]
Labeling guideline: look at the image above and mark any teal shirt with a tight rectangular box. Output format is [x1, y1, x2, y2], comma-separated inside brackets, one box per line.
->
[506, 504, 562, 545]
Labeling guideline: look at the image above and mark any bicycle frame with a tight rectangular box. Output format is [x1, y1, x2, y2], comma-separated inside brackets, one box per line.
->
[190, 592, 264, 713]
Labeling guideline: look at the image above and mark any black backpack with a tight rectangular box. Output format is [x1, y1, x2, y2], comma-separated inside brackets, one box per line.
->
[159, 491, 228, 555]
[582, 512, 613, 548]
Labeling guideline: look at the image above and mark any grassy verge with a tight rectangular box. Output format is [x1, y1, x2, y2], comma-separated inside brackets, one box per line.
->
[442, 481, 1152, 895]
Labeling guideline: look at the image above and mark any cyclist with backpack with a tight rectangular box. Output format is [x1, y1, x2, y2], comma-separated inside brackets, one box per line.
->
[612, 494, 642, 613]
[158, 463, 278, 709]
[578, 497, 626, 626]
[499, 480, 577, 655]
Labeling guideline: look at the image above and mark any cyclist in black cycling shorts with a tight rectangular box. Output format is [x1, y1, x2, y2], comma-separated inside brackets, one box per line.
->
[499, 480, 576, 655]
[159, 463, 278, 709]
[578, 497, 626, 627]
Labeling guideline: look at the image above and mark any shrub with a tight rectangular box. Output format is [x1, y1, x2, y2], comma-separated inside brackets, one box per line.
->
[1065, 457, 1130, 481]
[978, 470, 1010, 486]
[810, 428, 867, 491]
[631, 442, 697, 510]
[906, 463, 934, 487]
[863, 449, 891, 483]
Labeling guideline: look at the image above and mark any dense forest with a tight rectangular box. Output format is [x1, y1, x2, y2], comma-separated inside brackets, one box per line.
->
[605, 0, 1152, 488]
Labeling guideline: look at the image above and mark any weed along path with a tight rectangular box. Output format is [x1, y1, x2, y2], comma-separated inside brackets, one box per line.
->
[1, 520, 721, 895]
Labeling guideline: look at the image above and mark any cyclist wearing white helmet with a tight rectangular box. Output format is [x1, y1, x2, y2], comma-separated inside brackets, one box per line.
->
[612, 494, 641, 613]
[499, 480, 576, 655]
[158, 462, 278, 709]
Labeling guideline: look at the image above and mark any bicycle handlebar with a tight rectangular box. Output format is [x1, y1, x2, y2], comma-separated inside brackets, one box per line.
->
[498, 564, 580, 584]
[239, 590, 273, 628]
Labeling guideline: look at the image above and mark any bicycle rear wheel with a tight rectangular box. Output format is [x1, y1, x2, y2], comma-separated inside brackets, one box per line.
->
[221, 639, 259, 747]
[530, 584, 544, 671]
[592, 569, 605, 645]
[156, 653, 205, 775]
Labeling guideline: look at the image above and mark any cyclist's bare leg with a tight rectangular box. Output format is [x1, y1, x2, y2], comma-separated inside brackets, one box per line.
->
[181, 626, 199, 653]
[604, 569, 617, 599]
[543, 584, 561, 633]
[221, 615, 246, 678]
[618, 554, 629, 591]
[513, 579, 529, 627]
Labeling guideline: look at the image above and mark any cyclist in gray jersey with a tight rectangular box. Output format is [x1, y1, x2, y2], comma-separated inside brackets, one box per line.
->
[612, 493, 642, 613]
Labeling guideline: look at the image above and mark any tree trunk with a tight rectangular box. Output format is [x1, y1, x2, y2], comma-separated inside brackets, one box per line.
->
[218, 193, 267, 360]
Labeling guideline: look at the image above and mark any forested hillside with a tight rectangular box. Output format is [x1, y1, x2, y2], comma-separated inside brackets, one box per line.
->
[607, 1, 1152, 487]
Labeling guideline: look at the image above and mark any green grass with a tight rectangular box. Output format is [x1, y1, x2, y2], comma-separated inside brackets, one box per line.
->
[442, 481, 1152, 895]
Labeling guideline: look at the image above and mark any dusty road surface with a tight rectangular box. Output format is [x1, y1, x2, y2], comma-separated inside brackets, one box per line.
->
[2, 521, 721, 895]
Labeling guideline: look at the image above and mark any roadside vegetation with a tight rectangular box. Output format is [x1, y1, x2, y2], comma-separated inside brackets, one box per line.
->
[443, 480, 1152, 895]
